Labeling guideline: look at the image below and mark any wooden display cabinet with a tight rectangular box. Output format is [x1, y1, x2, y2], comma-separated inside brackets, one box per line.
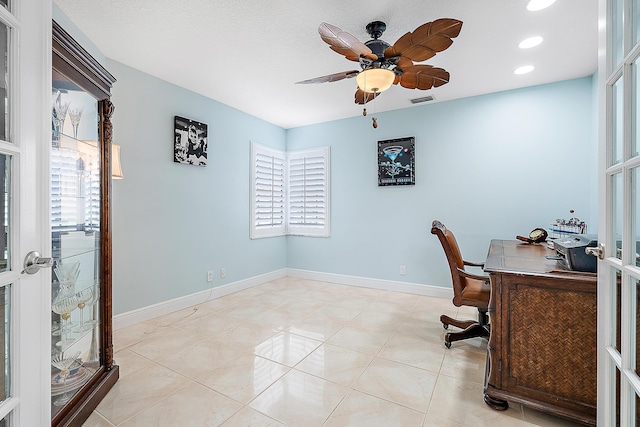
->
[50, 20, 119, 427]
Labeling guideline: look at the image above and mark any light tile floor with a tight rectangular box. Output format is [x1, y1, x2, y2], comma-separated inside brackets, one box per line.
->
[82, 277, 584, 427]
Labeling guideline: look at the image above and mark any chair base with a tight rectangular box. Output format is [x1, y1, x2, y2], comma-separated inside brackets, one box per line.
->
[440, 313, 489, 348]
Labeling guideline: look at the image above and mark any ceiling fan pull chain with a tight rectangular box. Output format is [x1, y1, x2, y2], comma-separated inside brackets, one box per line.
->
[372, 90, 378, 129]
[362, 72, 368, 116]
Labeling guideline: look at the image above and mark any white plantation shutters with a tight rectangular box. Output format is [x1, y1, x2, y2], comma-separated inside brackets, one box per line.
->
[250, 142, 330, 238]
[250, 143, 285, 238]
[287, 147, 330, 237]
[51, 142, 101, 231]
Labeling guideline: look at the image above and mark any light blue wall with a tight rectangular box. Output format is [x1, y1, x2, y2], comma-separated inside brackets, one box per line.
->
[286, 77, 596, 288]
[107, 60, 287, 314]
[106, 60, 596, 314]
[56, 9, 597, 318]
[100, 58, 593, 315]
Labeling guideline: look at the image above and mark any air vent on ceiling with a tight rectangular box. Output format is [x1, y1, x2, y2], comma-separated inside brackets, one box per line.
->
[410, 95, 435, 104]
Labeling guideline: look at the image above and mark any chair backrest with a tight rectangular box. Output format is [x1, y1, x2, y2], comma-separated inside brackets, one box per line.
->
[431, 220, 467, 307]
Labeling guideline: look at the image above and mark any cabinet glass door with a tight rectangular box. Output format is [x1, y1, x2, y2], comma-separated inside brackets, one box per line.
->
[50, 73, 102, 417]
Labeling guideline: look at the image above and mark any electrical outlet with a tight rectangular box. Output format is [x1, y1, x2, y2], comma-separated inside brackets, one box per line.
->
[220, 267, 227, 278]
[207, 271, 214, 282]
[400, 265, 406, 275]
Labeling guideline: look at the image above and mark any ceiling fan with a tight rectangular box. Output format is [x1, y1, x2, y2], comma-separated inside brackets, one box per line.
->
[296, 19, 463, 106]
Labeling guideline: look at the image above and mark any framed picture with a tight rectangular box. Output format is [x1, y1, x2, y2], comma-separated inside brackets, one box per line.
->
[378, 136, 415, 186]
[174, 116, 208, 166]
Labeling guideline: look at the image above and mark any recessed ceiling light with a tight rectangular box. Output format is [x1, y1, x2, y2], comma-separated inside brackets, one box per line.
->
[514, 65, 535, 75]
[526, 0, 556, 11]
[519, 36, 543, 49]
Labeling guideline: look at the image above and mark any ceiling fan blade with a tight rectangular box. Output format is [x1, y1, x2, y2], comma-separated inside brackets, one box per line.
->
[385, 18, 463, 63]
[296, 70, 360, 84]
[319, 22, 378, 62]
[354, 89, 379, 105]
[397, 65, 450, 90]
[395, 57, 414, 70]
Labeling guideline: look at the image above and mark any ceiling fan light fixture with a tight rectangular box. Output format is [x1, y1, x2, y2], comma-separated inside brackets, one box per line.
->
[356, 68, 395, 93]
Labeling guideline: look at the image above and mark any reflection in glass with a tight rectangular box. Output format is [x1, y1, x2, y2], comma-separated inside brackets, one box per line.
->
[635, 57, 640, 158]
[615, 270, 621, 353]
[616, 368, 621, 426]
[0, 154, 9, 273]
[613, 0, 624, 68]
[0, 22, 8, 142]
[613, 77, 624, 166]
[613, 172, 623, 259]
[0, 285, 9, 404]
[634, 167, 640, 267]
[636, 279, 640, 376]
[636, 0, 640, 46]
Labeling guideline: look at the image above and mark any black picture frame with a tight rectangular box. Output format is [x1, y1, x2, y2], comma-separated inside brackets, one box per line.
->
[174, 116, 208, 167]
[377, 136, 415, 186]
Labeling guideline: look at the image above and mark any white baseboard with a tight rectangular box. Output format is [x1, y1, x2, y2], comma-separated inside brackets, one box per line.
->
[113, 269, 287, 330]
[113, 268, 452, 330]
[286, 268, 453, 299]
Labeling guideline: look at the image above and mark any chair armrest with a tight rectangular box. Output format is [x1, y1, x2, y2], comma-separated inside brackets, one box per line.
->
[457, 267, 490, 282]
[463, 260, 485, 268]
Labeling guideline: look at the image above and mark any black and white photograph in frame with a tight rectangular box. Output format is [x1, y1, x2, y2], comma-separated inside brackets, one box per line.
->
[174, 116, 208, 166]
[377, 136, 415, 186]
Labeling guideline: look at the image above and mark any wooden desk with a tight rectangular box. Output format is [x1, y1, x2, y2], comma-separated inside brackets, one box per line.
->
[483, 239, 597, 426]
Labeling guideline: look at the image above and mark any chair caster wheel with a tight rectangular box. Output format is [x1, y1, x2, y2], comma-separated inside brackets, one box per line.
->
[443, 324, 449, 330]
[444, 341, 452, 349]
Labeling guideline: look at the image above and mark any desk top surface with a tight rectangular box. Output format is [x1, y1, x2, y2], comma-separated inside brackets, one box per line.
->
[484, 239, 596, 280]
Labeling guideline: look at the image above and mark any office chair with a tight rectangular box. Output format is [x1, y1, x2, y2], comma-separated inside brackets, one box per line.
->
[431, 220, 490, 348]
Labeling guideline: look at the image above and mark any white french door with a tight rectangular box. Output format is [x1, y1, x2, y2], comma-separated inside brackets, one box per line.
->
[598, 0, 640, 425]
[0, 1, 51, 426]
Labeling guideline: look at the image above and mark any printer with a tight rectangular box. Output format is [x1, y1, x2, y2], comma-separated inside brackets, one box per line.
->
[552, 234, 598, 273]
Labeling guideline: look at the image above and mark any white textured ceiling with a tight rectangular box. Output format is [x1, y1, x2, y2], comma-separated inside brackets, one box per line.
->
[53, 0, 598, 129]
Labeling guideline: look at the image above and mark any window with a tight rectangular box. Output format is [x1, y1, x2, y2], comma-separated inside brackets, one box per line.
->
[250, 143, 286, 239]
[250, 142, 330, 239]
[287, 147, 330, 237]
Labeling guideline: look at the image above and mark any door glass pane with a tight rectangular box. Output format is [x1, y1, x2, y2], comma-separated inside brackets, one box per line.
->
[634, 57, 640, 158]
[617, 368, 622, 426]
[613, 0, 624, 68]
[636, 0, 640, 46]
[0, 155, 8, 273]
[613, 172, 623, 259]
[51, 77, 101, 417]
[636, 279, 640, 376]
[0, 285, 9, 404]
[0, 22, 8, 143]
[616, 270, 622, 352]
[613, 77, 624, 165]
[634, 167, 640, 267]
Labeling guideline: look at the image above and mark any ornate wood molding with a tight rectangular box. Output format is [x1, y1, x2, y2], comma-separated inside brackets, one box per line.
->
[52, 20, 115, 100]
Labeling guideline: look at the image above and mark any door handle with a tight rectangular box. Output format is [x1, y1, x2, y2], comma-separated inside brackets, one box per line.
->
[585, 243, 605, 260]
[22, 251, 53, 274]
